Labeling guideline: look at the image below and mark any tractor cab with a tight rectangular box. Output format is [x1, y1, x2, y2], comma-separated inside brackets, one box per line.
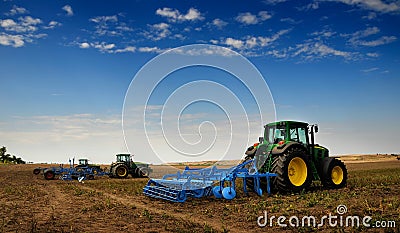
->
[116, 154, 132, 165]
[265, 121, 309, 146]
[262, 121, 328, 161]
[78, 158, 89, 166]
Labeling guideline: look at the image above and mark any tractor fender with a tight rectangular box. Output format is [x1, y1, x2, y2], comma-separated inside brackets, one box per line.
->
[271, 142, 307, 156]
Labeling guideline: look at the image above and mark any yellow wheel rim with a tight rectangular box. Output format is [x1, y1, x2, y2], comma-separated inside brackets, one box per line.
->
[288, 157, 307, 186]
[331, 166, 344, 185]
[117, 167, 127, 176]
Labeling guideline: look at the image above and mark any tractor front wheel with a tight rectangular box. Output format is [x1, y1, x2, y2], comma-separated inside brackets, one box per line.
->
[321, 158, 347, 189]
[135, 167, 149, 178]
[271, 147, 312, 192]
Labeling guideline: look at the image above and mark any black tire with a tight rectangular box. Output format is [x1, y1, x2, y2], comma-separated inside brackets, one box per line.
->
[44, 170, 55, 180]
[114, 164, 129, 178]
[140, 168, 150, 177]
[33, 168, 41, 175]
[321, 158, 347, 189]
[271, 147, 312, 192]
[135, 167, 149, 178]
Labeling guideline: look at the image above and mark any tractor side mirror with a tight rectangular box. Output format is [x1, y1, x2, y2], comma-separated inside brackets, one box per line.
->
[314, 125, 319, 133]
[259, 137, 264, 143]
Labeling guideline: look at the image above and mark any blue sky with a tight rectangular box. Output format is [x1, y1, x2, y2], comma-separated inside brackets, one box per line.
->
[0, 0, 399, 163]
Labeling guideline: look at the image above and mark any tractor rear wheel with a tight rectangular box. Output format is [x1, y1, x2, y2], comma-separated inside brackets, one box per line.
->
[271, 147, 312, 192]
[44, 170, 55, 180]
[114, 164, 129, 178]
[321, 158, 347, 189]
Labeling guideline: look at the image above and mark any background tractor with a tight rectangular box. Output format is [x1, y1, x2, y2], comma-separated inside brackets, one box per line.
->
[109, 154, 152, 178]
[246, 121, 347, 192]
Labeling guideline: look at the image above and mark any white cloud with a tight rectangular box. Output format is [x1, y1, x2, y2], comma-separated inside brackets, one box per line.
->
[0, 33, 24, 47]
[0, 16, 42, 33]
[298, 2, 320, 11]
[263, 0, 288, 4]
[346, 27, 396, 47]
[153, 23, 169, 38]
[280, 17, 302, 24]
[0, 19, 17, 28]
[153, 22, 168, 30]
[156, 7, 204, 22]
[235, 12, 257, 24]
[258, 29, 290, 46]
[245, 37, 258, 48]
[91, 42, 116, 53]
[218, 29, 290, 53]
[352, 26, 380, 39]
[292, 41, 353, 60]
[311, 29, 336, 38]
[366, 52, 379, 57]
[225, 37, 244, 49]
[138, 46, 164, 53]
[359, 36, 397, 46]
[115, 46, 136, 53]
[330, 0, 400, 13]
[90, 15, 118, 23]
[363, 12, 377, 20]
[266, 49, 288, 58]
[235, 11, 272, 25]
[258, 11, 272, 20]
[77, 41, 137, 54]
[43, 21, 62, 29]
[88, 15, 132, 37]
[361, 67, 379, 72]
[185, 8, 204, 21]
[21, 16, 41, 25]
[212, 18, 228, 29]
[7, 5, 28, 15]
[62, 5, 74, 16]
[79, 42, 90, 49]
[143, 22, 171, 41]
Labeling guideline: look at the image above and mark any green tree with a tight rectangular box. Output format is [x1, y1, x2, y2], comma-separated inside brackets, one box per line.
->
[0, 146, 26, 164]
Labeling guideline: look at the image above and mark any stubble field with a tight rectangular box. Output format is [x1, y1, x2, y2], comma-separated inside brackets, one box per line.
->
[0, 157, 399, 233]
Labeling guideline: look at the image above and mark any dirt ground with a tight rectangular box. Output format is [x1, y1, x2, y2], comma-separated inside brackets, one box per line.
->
[0, 158, 399, 233]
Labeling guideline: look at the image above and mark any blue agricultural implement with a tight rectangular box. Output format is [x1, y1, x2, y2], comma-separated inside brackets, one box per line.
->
[143, 158, 277, 202]
[33, 158, 107, 181]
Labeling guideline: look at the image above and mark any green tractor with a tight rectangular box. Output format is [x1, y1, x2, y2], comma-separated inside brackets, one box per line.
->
[109, 154, 153, 179]
[75, 158, 101, 170]
[246, 121, 347, 192]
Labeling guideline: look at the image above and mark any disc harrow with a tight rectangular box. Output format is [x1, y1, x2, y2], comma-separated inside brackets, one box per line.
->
[143, 158, 277, 202]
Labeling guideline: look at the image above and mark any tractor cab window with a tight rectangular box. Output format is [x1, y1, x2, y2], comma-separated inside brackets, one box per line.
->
[117, 155, 130, 163]
[289, 127, 308, 145]
[79, 159, 88, 166]
[267, 126, 286, 144]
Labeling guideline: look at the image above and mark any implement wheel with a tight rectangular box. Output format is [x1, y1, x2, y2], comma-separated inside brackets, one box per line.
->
[271, 147, 312, 192]
[44, 170, 55, 180]
[33, 168, 41, 175]
[322, 158, 347, 189]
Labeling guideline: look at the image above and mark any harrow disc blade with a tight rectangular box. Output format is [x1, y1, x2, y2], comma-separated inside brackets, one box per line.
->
[222, 187, 236, 200]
